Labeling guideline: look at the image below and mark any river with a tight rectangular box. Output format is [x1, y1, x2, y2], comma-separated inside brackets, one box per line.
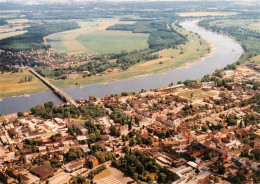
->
[0, 20, 243, 115]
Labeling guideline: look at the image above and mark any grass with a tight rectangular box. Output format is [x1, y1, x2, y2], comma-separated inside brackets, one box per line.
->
[0, 69, 49, 98]
[251, 55, 260, 64]
[177, 12, 237, 17]
[77, 30, 148, 54]
[176, 89, 217, 101]
[93, 169, 112, 180]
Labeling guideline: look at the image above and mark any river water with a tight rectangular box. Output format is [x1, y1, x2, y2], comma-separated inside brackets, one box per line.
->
[0, 20, 243, 115]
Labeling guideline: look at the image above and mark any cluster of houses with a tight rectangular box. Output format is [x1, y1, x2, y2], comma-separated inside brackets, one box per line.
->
[1, 49, 91, 70]
[0, 65, 259, 184]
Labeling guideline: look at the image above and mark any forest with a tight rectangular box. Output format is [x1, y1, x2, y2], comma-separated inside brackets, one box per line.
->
[0, 22, 79, 51]
[107, 20, 186, 49]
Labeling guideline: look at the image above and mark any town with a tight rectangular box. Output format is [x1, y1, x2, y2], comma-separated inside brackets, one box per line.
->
[0, 63, 259, 184]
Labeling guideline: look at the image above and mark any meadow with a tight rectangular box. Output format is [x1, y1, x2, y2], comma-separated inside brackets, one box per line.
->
[0, 69, 48, 98]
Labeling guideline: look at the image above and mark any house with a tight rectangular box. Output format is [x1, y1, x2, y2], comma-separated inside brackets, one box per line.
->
[187, 171, 211, 184]
[21, 172, 40, 184]
[30, 164, 55, 179]
[66, 160, 83, 173]
[86, 155, 99, 168]
[69, 122, 88, 135]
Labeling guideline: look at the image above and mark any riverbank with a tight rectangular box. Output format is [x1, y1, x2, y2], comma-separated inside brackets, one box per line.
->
[0, 21, 211, 98]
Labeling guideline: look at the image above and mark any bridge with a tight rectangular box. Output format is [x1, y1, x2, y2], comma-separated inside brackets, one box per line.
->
[29, 68, 79, 108]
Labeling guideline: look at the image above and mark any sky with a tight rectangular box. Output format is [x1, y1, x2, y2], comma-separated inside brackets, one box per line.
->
[0, 0, 258, 4]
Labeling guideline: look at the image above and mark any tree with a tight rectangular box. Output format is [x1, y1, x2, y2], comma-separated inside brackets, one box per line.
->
[217, 165, 226, 175]
[122, 145, 130, 154]
[195, 168, 200, 174]
[17, 112, 24, 117]
[158, 173, 167, 183]
[128, 121, 132, 130]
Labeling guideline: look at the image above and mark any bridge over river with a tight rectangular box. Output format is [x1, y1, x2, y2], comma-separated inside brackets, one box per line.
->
[29, 68, 79, 108]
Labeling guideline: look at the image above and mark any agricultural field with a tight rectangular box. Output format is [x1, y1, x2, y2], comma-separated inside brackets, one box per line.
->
[44, 18, 147, 54]
[48, 22, 210, 89]
[77, 30, 148, 54]
[0, 31, 27, 40]
[0, 69, 49, 98]
[177, 12, 237, 17]
[6, 19, 29, 24]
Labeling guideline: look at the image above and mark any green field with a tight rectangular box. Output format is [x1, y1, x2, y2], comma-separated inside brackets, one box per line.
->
[0, 69, 49, 98]
[94, 169, 112, 180]
[77, 30, 148, 54]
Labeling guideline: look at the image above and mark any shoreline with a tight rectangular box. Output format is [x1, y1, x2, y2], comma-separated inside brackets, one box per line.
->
[0, 43, 215, 99]
[0, 35, 216, 99]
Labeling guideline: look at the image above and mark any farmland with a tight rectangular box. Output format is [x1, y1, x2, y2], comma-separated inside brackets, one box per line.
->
[44, 19, 148, 54]
[77, 30, 148, 54]
[0, 31, 27, 40]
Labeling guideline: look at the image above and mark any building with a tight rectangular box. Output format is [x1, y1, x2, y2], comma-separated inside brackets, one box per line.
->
[30, 164, 55, 179]
[86, 155, 99, 169]
[66, 160, 83, 173]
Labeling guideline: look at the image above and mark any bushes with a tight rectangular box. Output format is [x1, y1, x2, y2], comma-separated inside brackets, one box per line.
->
[88, 165, 106, 179]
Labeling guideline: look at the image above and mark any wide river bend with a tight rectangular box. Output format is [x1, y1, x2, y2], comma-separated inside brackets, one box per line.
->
[0, 20, 243, 114]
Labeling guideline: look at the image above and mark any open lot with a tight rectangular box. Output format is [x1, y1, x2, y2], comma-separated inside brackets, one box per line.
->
[94, 166, 133, 184]
[175, 89, 218, 101]
[48, 171, 71, 184]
